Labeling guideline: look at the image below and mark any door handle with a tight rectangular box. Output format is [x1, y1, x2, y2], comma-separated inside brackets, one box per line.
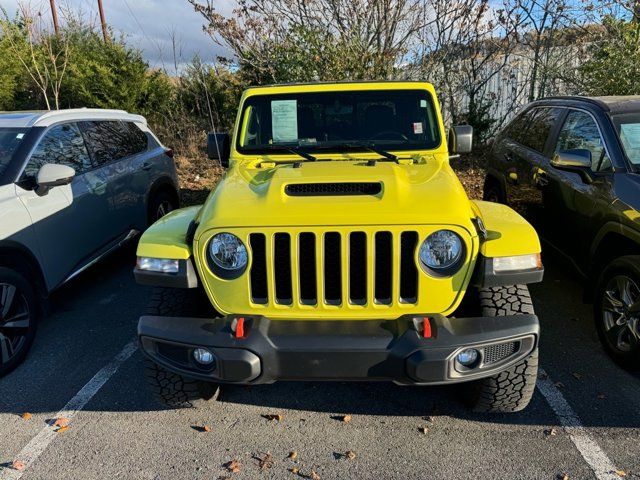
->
[141, 162, 152, 171]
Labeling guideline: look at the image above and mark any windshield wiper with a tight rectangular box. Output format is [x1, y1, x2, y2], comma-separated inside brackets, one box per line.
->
[260, 144, 316, 162]
[343, 141, 397, 162]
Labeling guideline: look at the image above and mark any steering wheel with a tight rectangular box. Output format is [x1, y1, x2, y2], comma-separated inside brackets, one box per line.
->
[369, 131, 409, 142]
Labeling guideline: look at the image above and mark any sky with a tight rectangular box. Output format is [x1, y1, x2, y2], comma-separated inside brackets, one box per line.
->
[2, 0, 234, 72]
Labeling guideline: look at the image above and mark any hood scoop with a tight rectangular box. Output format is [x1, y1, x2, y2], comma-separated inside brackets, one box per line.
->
[285, 182, 382, 197]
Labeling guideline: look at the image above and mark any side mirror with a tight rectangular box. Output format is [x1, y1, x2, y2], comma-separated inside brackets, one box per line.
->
[449, 125, 473, 155]
[551, 149, 593, 183]
[36, 163, 75, 195]
[207, 132, 230, 168]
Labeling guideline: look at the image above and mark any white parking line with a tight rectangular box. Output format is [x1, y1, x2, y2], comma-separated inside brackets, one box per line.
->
[1, 340, 138, 480]
[537, 368, 620, 480]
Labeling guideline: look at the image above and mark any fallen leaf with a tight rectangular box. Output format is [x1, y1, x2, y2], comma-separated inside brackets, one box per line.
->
[557, 474, 569, 480]
[53, 417, 70, 428]
[614, 471, 626, 477]
[20, 412, 32, 420]
[262, 414, 283, 422]
[572, 372, 583, 380]
[425, 416, 435, 422]
[224, 459, 241, 473]
[341, 415, 352, 423]
[255, 453, 274, 470]
[544, 428, 558, 437]
[345, 450, 356, 460]
[290, 467, 299, 474]
[418, 426, 429, 434]
[203, 425, 211, 432]
[56, 426, 69, 433]
[309, 470, 321, 480]
[288, 451, 298, 460]
[12, 460, 25, 471]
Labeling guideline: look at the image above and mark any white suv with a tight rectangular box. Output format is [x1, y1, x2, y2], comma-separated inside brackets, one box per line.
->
[0, 109, 180, 375]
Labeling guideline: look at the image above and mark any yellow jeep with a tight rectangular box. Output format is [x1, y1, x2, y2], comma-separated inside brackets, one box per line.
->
[134, 82, 544, 413]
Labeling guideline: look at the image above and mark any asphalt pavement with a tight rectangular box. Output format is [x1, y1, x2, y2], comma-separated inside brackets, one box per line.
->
[0, 246, 639, 480]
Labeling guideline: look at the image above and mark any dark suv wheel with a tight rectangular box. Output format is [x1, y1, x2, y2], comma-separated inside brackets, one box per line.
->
[0, 267, 39, 377]
[148, 189, 178, 225]
[595, 255, 640, 370]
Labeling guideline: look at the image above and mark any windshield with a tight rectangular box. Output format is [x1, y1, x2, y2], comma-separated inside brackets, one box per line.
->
[237, 89, 441, 155]
[0, 128, 28, 177]
[612, 113, 640, 168]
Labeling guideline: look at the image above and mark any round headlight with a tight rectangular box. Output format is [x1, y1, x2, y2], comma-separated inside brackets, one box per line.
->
[419, 230, 464, 274]
[208, 233, 248, 272]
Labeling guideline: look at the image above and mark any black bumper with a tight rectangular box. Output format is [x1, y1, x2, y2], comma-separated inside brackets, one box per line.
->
[138, 313, 539, 385]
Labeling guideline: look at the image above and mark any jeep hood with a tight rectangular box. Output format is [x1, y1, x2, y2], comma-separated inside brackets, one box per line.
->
[196, 158, 475, 230]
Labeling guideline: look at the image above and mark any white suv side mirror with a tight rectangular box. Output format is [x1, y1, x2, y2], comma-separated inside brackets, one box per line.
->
[36, 163, 75, 195]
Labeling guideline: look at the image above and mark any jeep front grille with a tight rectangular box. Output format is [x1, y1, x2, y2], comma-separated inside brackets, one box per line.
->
[248, 231, 420, 306]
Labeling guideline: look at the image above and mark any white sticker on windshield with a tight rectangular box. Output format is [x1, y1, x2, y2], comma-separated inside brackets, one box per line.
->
[271, 100, 298, 143]
[16, 133, 24, 139]
[620, 123, 640, 149]
[413, 122, 423, 134]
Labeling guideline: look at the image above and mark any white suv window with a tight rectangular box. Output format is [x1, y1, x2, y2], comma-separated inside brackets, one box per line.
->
[24, 123, 93, 178]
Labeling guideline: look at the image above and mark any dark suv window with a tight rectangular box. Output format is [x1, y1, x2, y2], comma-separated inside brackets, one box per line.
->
[506, 107, 561, 153]
[555, 110, 610, 171]
[24, 123, 92, 177]
[79, 120, 147, 167]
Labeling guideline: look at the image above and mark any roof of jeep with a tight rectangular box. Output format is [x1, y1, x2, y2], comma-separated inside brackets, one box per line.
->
[0, 108, 146, 128]
[535, 96, 640, 115]
[243, 81, 435, 95]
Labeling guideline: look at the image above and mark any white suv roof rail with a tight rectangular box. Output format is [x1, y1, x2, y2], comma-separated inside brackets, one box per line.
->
[30, 108, 147, 127]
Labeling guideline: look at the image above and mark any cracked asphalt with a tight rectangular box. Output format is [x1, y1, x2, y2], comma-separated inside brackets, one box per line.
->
[0, 245, 639, 480]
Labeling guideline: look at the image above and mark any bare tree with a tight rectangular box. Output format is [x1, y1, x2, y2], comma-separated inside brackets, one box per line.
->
[0, 2, 69, 110]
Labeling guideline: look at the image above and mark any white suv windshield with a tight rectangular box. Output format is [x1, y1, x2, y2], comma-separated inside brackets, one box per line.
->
[0, 128, 28, 177]
[613, 113, 640, 168]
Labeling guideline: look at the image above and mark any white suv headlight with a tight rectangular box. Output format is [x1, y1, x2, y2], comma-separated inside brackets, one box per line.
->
[208, 233, 248, 272]
[419, 230, 464, 275]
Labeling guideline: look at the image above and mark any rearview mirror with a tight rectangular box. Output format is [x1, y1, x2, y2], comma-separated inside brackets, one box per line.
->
[449, 125, 473, 154]
[36, 163, 75, 195]
[207, 132, 231, 168]
[551, 149, 593, 184]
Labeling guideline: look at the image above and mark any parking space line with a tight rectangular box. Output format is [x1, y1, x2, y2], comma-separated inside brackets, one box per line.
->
[1, 340, 138, 480]
[537, 368, 620, 480]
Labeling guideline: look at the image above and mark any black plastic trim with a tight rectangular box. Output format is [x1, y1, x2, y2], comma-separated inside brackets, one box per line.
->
[134, 258, 199, 289]
[471, 255, 544, 287]
[285, 182, 382, 196]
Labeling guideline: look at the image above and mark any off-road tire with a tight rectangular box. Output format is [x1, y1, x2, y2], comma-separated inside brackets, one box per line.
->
[594, 256, 640, 371]
[143, 287, 220, 409]
[464, 285, 539, 413]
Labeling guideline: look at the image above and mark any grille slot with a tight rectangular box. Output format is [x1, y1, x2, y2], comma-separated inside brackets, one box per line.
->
[483, 342, 519, 365]
[399, 232, 419, 303]
[374, 232, 392, 304]
[249, 233, 268, 304]
[285, 182, 382, 196]
[298, 233, 317, 304]
[324, 233, 342, 305]
[274, 233, 292, 304]
[349, 232, 367, 304]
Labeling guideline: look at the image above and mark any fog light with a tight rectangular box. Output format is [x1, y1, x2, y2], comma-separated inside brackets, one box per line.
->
[193, 348, 214, 365]
[457, 348, 479, 367]
[136, 256, 179, 274]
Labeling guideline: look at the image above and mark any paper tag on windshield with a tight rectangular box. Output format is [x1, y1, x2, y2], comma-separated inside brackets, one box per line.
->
[16, 133, 24, 139]
[620, 123, 640, 149]
[271, 100, 298, 143]
[413, 122, 423, 134]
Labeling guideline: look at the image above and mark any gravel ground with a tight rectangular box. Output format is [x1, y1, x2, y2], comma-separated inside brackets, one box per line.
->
[0, 245, 638, 480]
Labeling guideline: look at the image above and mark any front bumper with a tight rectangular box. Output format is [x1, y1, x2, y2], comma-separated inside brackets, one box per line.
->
[138, 313, 539, 385]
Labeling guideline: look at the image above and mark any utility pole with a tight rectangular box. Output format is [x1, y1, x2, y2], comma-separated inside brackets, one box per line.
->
[97, 0, 110, 42]
[49, 0, 59, 35]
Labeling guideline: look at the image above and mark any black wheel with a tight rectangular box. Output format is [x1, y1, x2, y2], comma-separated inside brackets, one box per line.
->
[148, 190, 178, 225]
[463, 285, 539, 413]
[483, 178, 505, 203]
[595, 256, 640, 371]
[143, 287, 220, 408]
[0, 267, 39, 377]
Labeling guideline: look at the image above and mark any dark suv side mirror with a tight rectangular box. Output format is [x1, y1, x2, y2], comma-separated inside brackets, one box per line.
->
[551, 149, 593, 183]
[448, 125, 473, 154]
[207, 132, 231, 168]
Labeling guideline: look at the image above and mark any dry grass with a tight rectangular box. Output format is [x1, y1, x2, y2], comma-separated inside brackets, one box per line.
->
[175, 154, 486, 207]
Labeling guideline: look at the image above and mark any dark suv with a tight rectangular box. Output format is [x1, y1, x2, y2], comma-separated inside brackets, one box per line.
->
[484, 96, 640, 369]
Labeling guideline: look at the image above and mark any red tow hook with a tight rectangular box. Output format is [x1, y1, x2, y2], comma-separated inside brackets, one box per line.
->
[422, 317, 432, 339]
[234, 317, 246, 339]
